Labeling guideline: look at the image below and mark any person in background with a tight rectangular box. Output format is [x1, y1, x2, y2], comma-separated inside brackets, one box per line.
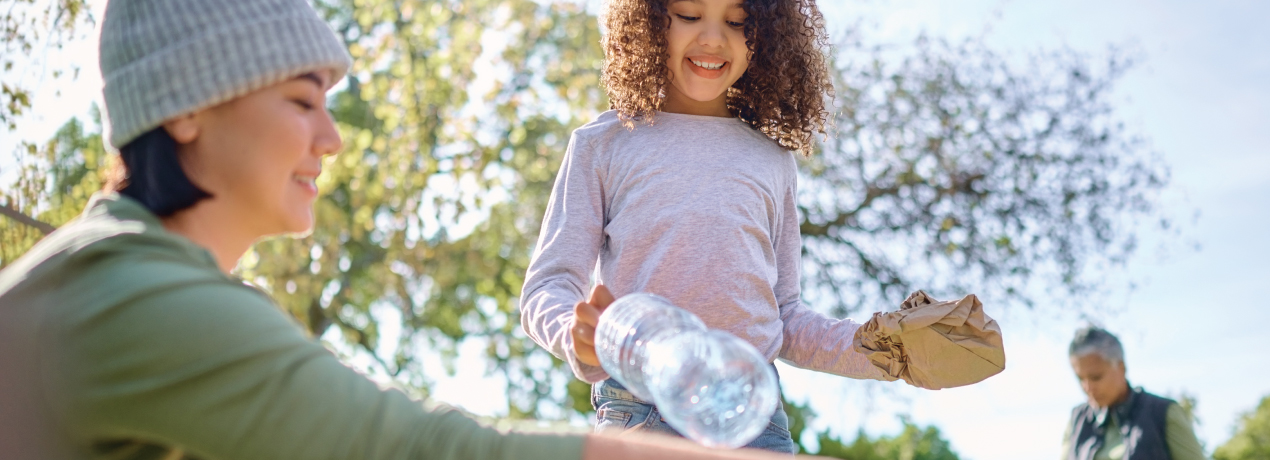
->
[1063, 326, 1206, 460]
[0, 0, 820, 459]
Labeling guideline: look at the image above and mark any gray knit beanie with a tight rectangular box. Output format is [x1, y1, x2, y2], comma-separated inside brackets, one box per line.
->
[99, 0, 352, 149]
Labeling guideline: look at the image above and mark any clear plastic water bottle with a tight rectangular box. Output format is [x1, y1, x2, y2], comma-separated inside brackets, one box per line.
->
[594, 293, 779, 449]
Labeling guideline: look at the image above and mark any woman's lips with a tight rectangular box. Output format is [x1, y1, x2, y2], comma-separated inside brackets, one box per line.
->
[293, 173, 319, 197]
[685, 56, 726, 79]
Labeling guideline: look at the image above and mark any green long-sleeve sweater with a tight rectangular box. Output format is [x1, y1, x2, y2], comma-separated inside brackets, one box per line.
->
[0, 193, 585, 460]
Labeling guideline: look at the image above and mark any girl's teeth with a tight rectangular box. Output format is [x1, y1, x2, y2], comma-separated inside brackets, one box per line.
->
[692, 60, 724, 70]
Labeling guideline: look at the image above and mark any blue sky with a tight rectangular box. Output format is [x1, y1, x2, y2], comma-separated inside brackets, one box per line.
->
[4, 1, 1268, 459]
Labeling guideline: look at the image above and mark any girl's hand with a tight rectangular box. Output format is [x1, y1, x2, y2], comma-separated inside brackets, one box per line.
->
[572, 284, 615, 367]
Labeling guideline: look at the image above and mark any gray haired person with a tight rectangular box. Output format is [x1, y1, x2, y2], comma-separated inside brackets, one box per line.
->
[1062, 326, 1206, 460]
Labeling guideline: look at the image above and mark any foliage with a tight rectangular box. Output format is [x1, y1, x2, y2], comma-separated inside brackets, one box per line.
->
[239, 0, 609, 419]
[1, 0, 93, 130]
[785, 397, 961, 460]
[819, 424, 962, 460]
[801, 35, 1169, 316]
[0, 108, 106, 264]
[1, 0, 95, 259]
[1, 1, 1174, 423]
[1214, 395, 1270, 460]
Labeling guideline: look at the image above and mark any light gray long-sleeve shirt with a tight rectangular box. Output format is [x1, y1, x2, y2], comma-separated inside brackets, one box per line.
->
[520, 110, 888, 384]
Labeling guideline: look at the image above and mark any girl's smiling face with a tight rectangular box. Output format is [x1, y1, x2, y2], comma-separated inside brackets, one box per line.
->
[662, 0, 750, 116]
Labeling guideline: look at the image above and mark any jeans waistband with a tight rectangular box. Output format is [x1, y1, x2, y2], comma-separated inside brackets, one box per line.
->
[593, 363, 781, 405]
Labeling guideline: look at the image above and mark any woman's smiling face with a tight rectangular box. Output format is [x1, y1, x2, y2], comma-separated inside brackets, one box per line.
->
[663, 0, 750, 114]
[166, 71, 342, 237]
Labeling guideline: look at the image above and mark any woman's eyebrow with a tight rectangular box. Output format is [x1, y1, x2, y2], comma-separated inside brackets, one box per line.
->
[295, 72, 325, 88]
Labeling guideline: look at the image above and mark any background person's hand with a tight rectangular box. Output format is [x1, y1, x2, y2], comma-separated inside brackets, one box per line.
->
[571, 284, 615, 367]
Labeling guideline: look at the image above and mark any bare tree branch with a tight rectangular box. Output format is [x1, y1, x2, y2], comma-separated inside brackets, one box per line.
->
[0, 203, 55, 234]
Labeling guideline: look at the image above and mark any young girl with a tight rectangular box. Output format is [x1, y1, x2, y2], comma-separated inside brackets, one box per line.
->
[0, 1, 808, 459]
[520, 0, 890, 453]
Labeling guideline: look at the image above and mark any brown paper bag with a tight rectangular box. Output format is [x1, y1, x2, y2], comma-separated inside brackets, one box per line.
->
[852, 290, 1005, 390]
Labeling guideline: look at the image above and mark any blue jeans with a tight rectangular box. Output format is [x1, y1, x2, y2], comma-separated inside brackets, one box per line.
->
[590, 371, 797, 454]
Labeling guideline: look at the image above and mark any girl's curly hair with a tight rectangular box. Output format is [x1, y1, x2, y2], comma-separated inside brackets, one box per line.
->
[600, 0, 834, 155]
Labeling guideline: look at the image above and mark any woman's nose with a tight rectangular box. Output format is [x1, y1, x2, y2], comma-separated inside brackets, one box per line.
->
[315, 110, 343, 156]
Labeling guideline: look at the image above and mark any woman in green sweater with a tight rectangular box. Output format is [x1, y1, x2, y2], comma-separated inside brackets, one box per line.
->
[0, 0, 807, 459]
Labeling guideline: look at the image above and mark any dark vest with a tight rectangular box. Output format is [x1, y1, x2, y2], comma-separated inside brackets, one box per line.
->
[1067, 386, 1174, 460]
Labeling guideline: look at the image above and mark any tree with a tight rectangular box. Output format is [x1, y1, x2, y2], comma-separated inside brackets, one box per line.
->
[240, 0, 609, 419]
[1, 0, 95, 259]
[1214, 395, 1270, 460]
[800, 35, 1170, 317]
[820, 423, 961, 460]
[2, 1, 1174, 423]
[0, 108, 106, 264]
[785, 397, 961, 460]
[1, 0, 92, 131]
[1, 0, 608, 420]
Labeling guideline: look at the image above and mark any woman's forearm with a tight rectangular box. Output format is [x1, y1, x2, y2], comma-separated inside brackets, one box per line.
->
[582, 432, 819, 460]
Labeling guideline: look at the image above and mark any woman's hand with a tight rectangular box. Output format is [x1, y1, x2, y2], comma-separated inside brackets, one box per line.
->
[571, 284, 615, 367]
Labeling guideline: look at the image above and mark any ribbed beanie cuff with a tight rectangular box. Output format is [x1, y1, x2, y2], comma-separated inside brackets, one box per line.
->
[100, 0, 352, 149]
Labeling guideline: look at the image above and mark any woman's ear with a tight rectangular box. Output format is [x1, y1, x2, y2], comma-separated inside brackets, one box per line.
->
[163, 113, 201, 144]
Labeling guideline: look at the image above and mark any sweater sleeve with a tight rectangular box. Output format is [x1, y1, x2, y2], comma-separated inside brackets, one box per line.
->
[519, 132, 610, 383]
[1165, 403, 1206, 460]
[1061, 410, 1075, 460]
[57, 281, 585, 460]
[772, 173, 889, 380]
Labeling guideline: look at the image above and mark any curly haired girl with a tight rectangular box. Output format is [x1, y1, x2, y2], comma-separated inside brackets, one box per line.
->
[520, 0, 890, 452]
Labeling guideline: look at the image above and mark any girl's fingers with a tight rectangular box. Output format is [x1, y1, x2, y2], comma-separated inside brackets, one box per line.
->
[575, 300, 601, 326]
[589, 284, 616, 311]
[573, 291, 610, 367]
[573, 322, 595, 345]
[573, 321, 600, 366]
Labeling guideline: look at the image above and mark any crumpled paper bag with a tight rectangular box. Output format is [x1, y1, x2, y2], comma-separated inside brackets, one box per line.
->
[852, 290, 1005, 390]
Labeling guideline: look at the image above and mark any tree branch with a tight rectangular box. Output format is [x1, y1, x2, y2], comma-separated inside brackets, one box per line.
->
[0, 203, 55, 234]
